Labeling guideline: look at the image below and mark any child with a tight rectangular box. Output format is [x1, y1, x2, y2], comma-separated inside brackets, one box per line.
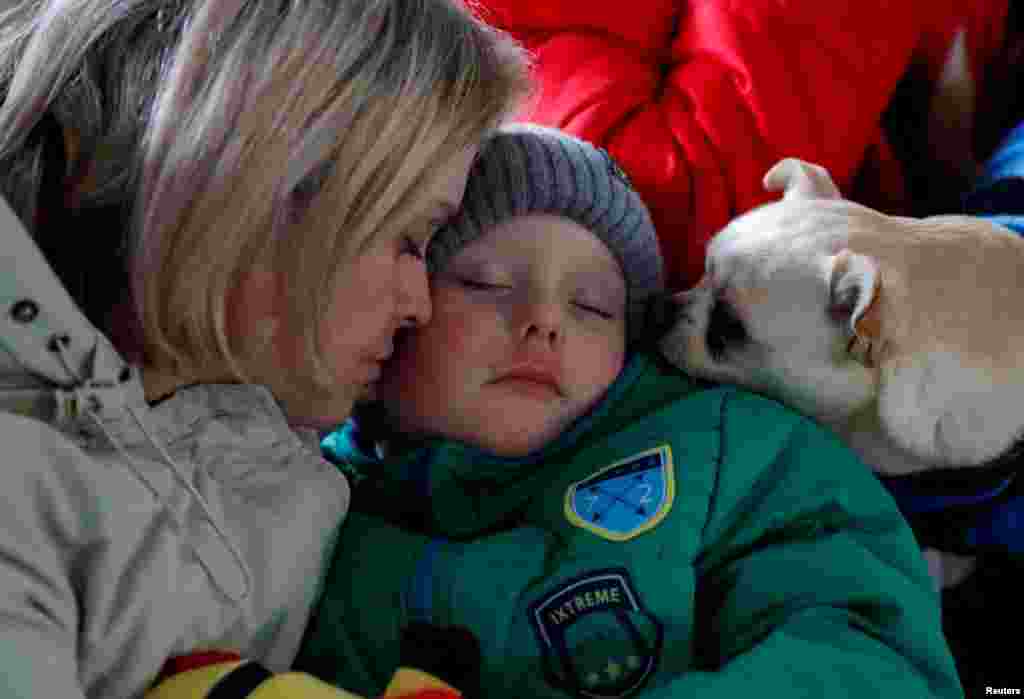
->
[295, 125, 964, 698]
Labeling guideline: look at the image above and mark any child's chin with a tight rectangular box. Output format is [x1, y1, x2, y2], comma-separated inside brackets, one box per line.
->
[474, 422, 563, 459]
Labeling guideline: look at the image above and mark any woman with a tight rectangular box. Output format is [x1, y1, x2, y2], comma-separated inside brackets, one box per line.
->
[0, 0, 528, 697]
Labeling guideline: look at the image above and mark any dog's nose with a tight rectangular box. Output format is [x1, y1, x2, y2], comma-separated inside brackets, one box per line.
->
[644, 292, 687, 341]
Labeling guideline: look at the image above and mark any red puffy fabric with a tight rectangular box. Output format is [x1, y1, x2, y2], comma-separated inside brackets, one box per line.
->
[471, 0, 1009, 290]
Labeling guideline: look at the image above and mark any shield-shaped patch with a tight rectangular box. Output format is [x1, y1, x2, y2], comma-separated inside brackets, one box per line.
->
[565, 445, 674, 541]
[529, 568, 663, 699]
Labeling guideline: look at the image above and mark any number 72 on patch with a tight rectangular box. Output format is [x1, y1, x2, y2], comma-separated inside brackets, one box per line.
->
[564, 445, 675, 542]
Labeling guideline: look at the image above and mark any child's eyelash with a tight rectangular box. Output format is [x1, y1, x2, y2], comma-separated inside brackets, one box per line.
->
[575, 302, 614, 319]
[459, 278, 500, 291]
[458, 280, 610, 321]
[456, 278, 614, 319]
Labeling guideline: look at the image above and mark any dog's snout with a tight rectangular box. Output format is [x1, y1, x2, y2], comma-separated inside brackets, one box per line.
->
[645, 292, 690, 341]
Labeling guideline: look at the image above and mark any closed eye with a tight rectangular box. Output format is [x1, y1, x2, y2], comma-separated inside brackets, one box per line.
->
[459, 278, 508, 291]
[573, 302, 614, 320]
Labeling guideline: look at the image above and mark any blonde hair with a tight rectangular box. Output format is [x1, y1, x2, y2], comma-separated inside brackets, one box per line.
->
[0, 0, 530, 395]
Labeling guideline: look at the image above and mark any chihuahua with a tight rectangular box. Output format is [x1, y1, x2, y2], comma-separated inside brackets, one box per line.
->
[656, 158, 1024, 588]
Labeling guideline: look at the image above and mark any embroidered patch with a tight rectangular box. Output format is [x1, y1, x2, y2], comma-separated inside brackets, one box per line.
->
[529, 568, 663, 699]
[565, 445, 674, 541]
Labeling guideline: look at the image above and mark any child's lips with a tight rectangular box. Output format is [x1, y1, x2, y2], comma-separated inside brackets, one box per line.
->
[493, 377, 562, 400]
[489, 365, 564, 398]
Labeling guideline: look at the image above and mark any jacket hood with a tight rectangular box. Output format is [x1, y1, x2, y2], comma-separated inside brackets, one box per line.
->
[0, 193, 131, 420]
[0, 193, 275, 608]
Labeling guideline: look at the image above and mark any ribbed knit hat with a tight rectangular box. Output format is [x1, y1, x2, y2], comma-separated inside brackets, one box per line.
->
[427, 124, 664, 343]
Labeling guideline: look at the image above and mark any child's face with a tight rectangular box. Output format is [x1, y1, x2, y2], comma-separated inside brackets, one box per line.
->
[377, 213, 627, 457]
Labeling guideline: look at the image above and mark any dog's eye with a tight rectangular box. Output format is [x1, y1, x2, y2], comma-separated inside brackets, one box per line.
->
[706, 299, 748, 361]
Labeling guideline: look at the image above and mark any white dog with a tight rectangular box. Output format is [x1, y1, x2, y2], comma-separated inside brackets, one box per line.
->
[657, 158, 1024, 588]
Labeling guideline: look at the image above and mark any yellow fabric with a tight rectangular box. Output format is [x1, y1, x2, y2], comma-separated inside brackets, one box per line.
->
[144, 658, 456, 698]
[145, 661, 244, 698]
[383, 668, 458, 697]
[250, 671, 366, 698]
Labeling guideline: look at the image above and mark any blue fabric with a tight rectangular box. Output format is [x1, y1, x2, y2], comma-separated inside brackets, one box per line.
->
[405, 538, 443, 623]
[974, 120, 1024, 185]
[963, 118, 1024, 234]
[404, 449, 433, 500]
[322, 421, 374, 465]
[320, 421, 371, 487]
[881, 474, 1024, 554]
[974, 214, 1024, 236]
[967, 495, 1024, 552]
[880, 119, 1024, 556]
[881, 475, 1016, 515]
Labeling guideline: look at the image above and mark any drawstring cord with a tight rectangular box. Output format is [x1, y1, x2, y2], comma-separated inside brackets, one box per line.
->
[51, 333, 253, 604]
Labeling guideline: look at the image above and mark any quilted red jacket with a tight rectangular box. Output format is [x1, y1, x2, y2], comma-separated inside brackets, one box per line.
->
[471, 0, 1009, 289]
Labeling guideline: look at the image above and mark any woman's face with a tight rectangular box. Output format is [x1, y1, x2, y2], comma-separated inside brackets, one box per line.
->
[273, 145, 479, 430]
[377, 214, 628, 457]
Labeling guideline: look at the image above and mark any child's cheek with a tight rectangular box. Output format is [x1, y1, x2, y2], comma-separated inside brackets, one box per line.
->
[435, 311, 477, 356]
[433, 293, 501, 358]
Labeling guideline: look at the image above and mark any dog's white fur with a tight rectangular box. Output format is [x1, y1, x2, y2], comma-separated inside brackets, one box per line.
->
[660, 158, 1024, 587]
[662, 158, 1024, 474]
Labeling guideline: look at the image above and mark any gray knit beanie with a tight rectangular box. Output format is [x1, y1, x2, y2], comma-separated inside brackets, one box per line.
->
[427, 124, 664, 343]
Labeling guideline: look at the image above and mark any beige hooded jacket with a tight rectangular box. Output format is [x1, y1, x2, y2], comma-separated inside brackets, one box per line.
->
[0, 195, 350, 698]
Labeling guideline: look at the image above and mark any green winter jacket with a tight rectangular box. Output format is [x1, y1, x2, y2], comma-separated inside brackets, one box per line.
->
[297, 353, 962, 698]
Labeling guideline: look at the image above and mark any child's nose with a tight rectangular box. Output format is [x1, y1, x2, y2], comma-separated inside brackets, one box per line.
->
[518, 300, 564, 348]
[524, 322, 560, 347]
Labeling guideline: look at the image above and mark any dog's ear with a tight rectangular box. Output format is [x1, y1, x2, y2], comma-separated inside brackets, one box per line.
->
[826, 250, 882, 341]
[763, 158, 842, 200]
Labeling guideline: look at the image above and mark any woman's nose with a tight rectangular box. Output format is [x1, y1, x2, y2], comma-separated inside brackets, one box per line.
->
[397, 258, 432, 328]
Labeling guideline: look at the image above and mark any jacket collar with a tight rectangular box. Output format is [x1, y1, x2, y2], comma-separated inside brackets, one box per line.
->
[0, 194, 123, 392]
